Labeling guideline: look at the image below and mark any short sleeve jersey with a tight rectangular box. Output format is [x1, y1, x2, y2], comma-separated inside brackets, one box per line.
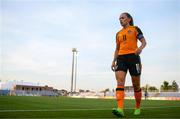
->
[116, 26, 144, 55]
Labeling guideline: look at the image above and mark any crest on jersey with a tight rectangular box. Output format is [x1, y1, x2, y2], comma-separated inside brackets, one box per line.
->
[128, 30, 132, 34]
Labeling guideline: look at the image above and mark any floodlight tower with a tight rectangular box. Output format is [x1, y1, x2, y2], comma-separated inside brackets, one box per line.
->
[71, 48, 77, 95]
[74, 50, 78, 92]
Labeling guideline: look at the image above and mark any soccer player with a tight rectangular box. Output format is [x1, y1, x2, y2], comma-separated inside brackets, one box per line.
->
[111, 12, 147, 117]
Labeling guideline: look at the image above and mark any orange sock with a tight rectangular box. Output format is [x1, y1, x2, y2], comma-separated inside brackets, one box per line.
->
[134, 88, 142, 108]
[116, 86, 124, 109]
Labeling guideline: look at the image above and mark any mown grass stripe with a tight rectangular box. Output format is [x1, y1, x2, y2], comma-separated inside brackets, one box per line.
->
[0, 106, 179, 112]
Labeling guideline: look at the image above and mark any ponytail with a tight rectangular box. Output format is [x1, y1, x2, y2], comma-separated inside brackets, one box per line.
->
[123, 12, 134, 26]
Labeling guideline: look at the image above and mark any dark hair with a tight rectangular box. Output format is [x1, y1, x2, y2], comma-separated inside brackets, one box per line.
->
[123, 12, 134, 26]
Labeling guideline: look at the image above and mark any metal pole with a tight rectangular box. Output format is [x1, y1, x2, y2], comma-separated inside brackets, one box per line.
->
[74, 51, 77, 92]
[71, 49, 75, 95]
[71, 48, 77, 95]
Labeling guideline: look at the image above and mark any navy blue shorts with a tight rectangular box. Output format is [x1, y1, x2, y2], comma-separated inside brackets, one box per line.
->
[115, 53, 141, 76]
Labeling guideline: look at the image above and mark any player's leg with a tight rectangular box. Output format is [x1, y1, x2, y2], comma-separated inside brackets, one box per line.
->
[112, 55, 127, 117]
[115, 71, 126, 109]
[128, 54, 142, 115]
[113, 71, 126, 117]
[131, 75, 142, 115]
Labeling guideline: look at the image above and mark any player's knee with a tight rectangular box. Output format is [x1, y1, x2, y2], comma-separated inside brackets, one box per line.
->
[117, 77, 125, 83]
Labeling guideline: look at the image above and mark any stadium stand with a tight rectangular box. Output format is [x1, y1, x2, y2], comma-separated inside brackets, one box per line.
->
[0, 81, 59, 96]
[0, 90, 10, 96]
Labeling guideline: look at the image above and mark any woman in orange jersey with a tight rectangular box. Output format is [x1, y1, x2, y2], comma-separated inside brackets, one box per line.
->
[111, 12, 147, 117]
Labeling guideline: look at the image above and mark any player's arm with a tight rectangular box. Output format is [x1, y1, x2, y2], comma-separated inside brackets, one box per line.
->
[138, 37, 146, 52]
[135, 27, 147, 55]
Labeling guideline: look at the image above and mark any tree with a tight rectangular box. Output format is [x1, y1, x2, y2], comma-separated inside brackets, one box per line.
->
[101, 88, 110, 97]
[148, 86, 158, 92]
[141, 84, 149, 91]
[172, 80, 179, 92]
[161, 81, 169, 91]
[161, 80, 179, 92]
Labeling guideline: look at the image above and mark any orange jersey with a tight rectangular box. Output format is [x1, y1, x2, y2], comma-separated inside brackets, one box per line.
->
[116, 26, 144, 55]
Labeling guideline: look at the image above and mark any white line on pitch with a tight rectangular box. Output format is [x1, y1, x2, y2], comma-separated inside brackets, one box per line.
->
[0, 106, 179, 112]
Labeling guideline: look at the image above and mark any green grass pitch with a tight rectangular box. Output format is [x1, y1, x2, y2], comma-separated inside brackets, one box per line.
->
[0, 96, 180, 118]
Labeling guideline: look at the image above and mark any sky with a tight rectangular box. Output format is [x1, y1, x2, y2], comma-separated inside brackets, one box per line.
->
[0, 0, 180, 91]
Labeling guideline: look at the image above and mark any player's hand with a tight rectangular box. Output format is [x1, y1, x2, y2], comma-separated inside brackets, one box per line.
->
[135, 48, 142, 55]
[111, 61, 116, 72]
